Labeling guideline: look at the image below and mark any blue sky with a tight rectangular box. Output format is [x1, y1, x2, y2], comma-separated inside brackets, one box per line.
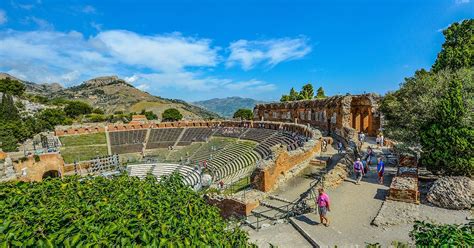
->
[0, 0, 472, 101]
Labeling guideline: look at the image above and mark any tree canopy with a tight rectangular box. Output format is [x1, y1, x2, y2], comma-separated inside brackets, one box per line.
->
[432, 19, 474, 73]
[233, 108, 253, 120]
[420, 78, 473, 176]
[140, 109, 158, 120]
[64, 101, 93, 118]
[0, 78, 26, 96]
[380, 19, 474, 176]
[280, 83, 326, 102]
[162, 108, 183, 122]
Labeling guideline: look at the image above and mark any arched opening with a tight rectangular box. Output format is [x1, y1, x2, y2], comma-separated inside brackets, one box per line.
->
[43, 170, 59, 179]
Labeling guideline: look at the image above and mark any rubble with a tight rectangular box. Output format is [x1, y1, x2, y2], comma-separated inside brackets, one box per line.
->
[426, 176, 472, 210]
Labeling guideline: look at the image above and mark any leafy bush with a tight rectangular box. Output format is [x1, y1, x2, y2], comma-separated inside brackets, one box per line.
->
[410, 221, 473, 246]
[0, 173, 254, 247]
[64, 101, 93, 118]
[162, 108, 183, 122]
[233, 108, 253, 120]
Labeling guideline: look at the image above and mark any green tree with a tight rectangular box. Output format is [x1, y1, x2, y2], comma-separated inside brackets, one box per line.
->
[162, 108, 183, 122]
[432, 19, 474, 72]
[280, 95, 290, 102]
[0, 93, 20, 122]
[64, 101, 93, 118]
[233, 108, 254, 120]
[140, 109, 158, 120]
[37, 108, 72, 130]
[289, 87, 300, 101]
[0, 78, 26, 96]
[92, 108, 105, 114]
[420, 78, 474, 176]
[300, 83, 314, 99]
[316, 86, 326, 99]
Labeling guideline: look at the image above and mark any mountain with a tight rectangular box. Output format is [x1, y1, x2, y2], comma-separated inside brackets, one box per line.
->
[193, 97, 266, 118]
[0, 73, 219, 120]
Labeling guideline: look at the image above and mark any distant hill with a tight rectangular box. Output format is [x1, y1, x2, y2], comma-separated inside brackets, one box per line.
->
[194, 97, 266, 118]
[0, 73, 219, 120]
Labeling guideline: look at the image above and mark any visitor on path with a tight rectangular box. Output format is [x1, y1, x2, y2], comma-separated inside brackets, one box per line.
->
[354, 158, 364, 185]
[366, 147, 374, 165]
[316, 188, 330, 227]
[377, 157, 385, 184]
[380, 134, 384, 148]
[376, 135, 381, 148]
[322, 139, 328, 152]
[337, 141, 344, 154]
[360, 132, 366, 142]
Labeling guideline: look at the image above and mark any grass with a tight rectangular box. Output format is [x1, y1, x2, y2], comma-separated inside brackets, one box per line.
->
[60, 145, 108, 164]
[59, 133, 107, 147]
[223, 176, 252, 195]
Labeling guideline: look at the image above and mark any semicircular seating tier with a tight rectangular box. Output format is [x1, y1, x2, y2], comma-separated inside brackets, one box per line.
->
[108, 123, 311, 184]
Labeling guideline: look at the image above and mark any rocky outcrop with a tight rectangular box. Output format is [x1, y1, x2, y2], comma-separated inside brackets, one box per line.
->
[84, 76, 127, 87]
[426, 176, 472, 210]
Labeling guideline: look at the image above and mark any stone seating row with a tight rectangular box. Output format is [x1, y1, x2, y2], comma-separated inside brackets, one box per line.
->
[109, 130, 147, 146]
[127, 163, 200, 186]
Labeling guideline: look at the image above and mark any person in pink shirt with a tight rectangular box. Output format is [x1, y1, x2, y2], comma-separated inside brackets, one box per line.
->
[316, 188, 331, 226]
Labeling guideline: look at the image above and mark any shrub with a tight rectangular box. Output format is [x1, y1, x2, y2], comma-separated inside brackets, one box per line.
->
[0, 173, 255, 247]
[162, 108, 183, 122]
[64, 101, 93, 118]
[410, 221, 473, 246]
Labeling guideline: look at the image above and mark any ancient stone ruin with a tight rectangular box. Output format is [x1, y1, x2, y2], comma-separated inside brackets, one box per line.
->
[253, 94, 381, 140]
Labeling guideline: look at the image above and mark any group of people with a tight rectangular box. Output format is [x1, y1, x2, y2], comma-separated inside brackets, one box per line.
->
[353, 154, 385, 185]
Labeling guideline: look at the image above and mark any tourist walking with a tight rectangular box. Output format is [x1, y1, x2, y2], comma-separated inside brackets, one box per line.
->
[376, 135, 381, 148]
[353, 158, 364, 185]
[316, 188, 330, 227]
[380, 134, 384, 148]
[322, 139, 328, 152]
[377, 157, 385, 184]
[337, 141, 344, 154]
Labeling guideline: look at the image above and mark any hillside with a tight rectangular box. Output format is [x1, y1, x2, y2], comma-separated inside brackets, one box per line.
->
[194, 97, 265, 118]
[0, 73, 219, 120]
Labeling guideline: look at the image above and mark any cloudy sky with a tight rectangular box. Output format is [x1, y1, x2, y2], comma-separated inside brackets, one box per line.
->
[0, 0, 472, 101]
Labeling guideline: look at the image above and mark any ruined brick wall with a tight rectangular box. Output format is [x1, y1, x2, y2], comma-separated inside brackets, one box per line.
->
[254, 94, 381, 137]
[13, 153, 65, 182]
[252, 140, 322, 192]
[55, 126, 105, 136]
[206, 196, 260, 218]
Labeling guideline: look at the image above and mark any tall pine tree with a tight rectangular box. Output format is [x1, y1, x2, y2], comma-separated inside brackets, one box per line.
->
[420, 78, 474, 176]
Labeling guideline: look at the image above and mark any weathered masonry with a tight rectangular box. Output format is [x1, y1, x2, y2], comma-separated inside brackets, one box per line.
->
[253, 94, 381, 137]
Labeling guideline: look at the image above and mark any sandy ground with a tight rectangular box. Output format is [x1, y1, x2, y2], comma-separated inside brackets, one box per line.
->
[246, 138, 471, 247]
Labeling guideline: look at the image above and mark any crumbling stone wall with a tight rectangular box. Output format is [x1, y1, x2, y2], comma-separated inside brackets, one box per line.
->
[13, 153, 65, 182]
[205, 195, 260, 218]
[254, 94, 381, 137]
[252, 139, 322, 192]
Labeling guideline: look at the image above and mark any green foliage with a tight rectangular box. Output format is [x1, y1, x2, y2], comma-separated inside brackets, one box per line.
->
[300, 83, 314, 99]
[92, 108, 105, 114]
[410, 221, 473, 246]
[432, 19, 474, 73]
[36, 108, 72, 131]
[64, 101, 93, 118]
[380, 68, 473, 144]
[162, 108, 183, 122]
[0, 93, 20, 122]
[0, 78, 26, 96]
[85, 113, 106, 122]
[33, 155, 40, 162]
[280, 84, 326, 102]
[0, 173, 255, 247]
[233, 108, 254, 120]
[420, 78, 474, 176]
[140, 109, 158, 120]
[316, 86, 326, 99]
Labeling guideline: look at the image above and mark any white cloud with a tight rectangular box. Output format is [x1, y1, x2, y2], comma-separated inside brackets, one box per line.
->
[227, 37, 311, 70]
[0, 9, 7, 25]
[82, 5, 96, 14]
[0, 29, 276, 98]
[23, 16, 54, 30]
[90, 22, 103, 31]
[95, 30, 219, 72]
[455, 0, 470, 4]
